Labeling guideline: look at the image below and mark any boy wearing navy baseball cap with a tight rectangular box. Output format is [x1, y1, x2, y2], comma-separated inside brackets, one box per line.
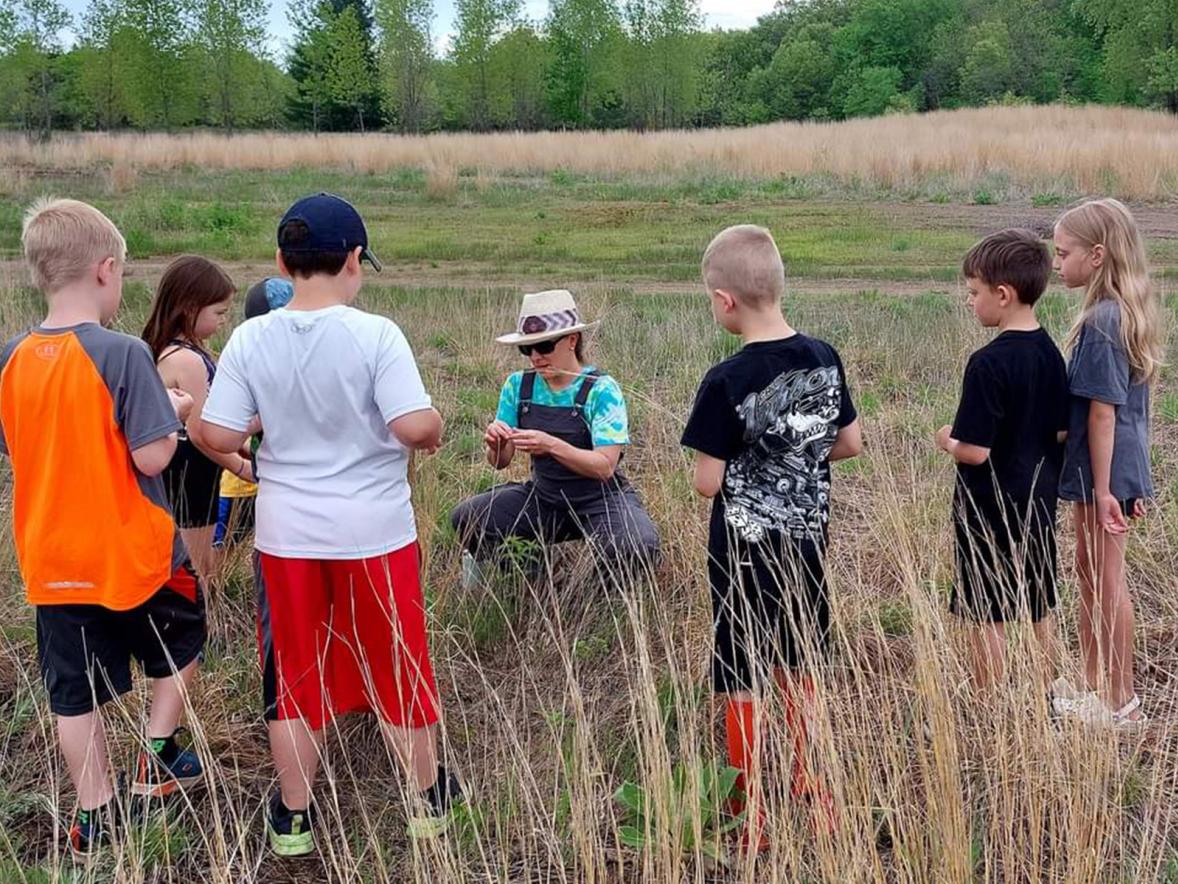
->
[199, 194, 461, 855]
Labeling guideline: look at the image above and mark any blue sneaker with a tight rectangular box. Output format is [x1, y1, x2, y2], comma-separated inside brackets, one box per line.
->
[69, 798, 120, 859]
[131, 729, 205, 798]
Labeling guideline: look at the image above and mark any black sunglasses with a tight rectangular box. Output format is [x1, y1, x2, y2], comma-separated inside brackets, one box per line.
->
[518, 335, 568, 357]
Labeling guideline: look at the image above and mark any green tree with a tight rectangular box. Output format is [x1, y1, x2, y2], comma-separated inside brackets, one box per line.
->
[76, 0, 132, 128]
[1076, 0, 1178, 111]
[375, 0, 434, 131]
[622, 0, 702, 128]
[122, 0, 199, 128]
[490, 23, 549, 127]
[4, 0, 72, 137]
[325, 4, 372, 129]
[287, 0, 382, 129]
[194, 0, 271, 130]
[545, 0, 621, 127]
[958, 19, 1013, 103]
[450, 0, 519, 129]
[750, 25, 836, 120]
[840, 64, 902, 117]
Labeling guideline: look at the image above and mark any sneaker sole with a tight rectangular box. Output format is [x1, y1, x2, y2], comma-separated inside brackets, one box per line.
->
[268, 826, 316, 857]
[130, 774, 206, 798]
[406, 816, 453, 840]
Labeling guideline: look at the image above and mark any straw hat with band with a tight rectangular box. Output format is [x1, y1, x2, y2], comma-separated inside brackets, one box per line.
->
[496, 290, 598, 346]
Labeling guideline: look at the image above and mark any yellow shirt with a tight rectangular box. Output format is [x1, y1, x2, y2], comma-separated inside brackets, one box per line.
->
[219, 469, 258, 499]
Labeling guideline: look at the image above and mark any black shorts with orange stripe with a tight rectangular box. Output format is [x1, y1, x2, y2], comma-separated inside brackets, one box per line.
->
[36, 564, 206, 716]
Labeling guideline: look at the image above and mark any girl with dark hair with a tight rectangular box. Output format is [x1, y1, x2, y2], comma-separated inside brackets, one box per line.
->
[143, 255, 253, 584]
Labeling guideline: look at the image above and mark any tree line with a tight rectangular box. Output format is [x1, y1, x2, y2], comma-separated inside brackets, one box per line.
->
[1, 0, 1175, 138]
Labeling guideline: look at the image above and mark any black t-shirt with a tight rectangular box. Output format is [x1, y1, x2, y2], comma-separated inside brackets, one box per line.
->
[950, 328, 1068, 522]
[681, 334, 857, 553]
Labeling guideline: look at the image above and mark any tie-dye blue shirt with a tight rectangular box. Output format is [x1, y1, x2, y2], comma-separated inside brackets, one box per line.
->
[495, 367, 630, 447]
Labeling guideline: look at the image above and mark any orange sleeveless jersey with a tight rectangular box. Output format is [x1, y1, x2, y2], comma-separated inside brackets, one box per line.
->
[0, 324, 184, 610]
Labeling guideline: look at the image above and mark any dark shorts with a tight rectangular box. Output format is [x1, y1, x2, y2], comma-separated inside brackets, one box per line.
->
[709, 533, 829, 693]
[164, 440, 222, 529]
[951, 507, 1058, 624]
[36, 565, 206, 716]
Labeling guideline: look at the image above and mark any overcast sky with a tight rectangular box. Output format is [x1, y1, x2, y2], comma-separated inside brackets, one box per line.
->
[58, 0, 778, 57]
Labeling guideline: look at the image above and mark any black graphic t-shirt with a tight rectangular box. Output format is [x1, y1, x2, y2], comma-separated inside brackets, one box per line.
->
[682, 334, 857, 554]
[950, 328, 1068, 525]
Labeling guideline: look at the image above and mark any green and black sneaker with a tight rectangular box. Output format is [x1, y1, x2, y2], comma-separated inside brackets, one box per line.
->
[406, 766, 466, 840]
[266, 791, 316, 858]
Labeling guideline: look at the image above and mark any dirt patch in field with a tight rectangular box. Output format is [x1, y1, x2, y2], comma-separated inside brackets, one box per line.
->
[883, 203, 1178, 239]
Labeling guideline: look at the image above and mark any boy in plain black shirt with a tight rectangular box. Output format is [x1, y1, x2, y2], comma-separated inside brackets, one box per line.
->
[936, 228, 1068, 690]
[682, 225, 862, 849]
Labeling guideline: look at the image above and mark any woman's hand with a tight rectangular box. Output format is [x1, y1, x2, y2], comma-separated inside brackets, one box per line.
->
[510, 429, 561, 458]
[484, 420, 514, 452]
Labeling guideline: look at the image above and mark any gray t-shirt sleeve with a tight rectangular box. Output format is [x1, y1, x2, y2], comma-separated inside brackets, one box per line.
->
[1070, 302, 1130, 406]
[113, 337, 183, 450]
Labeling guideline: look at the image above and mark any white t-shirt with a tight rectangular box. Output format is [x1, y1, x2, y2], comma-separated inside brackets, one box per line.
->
[203, 304, 431, 560]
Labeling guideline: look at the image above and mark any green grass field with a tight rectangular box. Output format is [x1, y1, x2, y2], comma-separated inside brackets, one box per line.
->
[0, 167, 1176, 883]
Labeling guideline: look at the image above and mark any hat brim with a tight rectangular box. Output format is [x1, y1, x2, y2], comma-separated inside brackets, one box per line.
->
[496, 320, 598, 346]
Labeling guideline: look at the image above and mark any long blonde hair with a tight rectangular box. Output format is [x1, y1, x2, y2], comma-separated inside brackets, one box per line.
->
[1058, 198, 1163, 384]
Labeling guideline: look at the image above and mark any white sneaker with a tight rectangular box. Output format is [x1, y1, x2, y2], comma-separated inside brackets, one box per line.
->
[1055, 692, 1147, 732]
[1050, 677, 1089, 702]
[461, 551, 484, 590]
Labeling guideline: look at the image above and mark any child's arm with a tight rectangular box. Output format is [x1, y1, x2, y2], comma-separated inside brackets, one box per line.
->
[829, 419, 863, 462]
[935, 425, 990, 466]
[131, 434, 179, 477]
[692, 453, 725, 498]
[390, 407, 444, 454]
[168, 350, 255, 481]
[1087, 400, 1128, 534]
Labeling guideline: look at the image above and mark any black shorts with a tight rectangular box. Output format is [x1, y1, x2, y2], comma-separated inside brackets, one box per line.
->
[36, 565, 206, 716]
[164, 440, 221, 529]
[709, 533, 829, 693]
[951, 506, 1058, 623]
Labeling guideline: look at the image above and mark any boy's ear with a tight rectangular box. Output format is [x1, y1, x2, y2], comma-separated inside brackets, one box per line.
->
[996, 283, 1017, 305]
[275, 248, 290, 278]
[96, 256, 118, 286]
[713, 288, 738, 313]
[345, 246, 363, 275]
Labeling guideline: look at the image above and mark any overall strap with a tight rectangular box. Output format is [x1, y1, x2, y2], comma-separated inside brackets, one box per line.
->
[517, 370, 537, 423]
[573, 370, 601, 410]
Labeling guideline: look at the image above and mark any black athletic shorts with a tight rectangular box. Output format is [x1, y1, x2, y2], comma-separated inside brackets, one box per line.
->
[709, 532, 830, 693]
[36, 564, 206, 716]
[951, 501, 1058, 624]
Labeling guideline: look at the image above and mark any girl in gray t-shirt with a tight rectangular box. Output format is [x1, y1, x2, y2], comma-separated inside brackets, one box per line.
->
[1050, 198, 1163, 732]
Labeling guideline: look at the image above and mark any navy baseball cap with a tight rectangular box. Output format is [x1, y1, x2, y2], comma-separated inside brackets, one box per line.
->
[277, 193, 382, 272]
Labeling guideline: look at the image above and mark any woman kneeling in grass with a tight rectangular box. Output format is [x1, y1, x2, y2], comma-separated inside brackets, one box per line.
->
[451, 289, 660, 585]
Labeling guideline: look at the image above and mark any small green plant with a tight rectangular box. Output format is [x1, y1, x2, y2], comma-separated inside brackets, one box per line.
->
[972, 189, 996, 205]
[877, 600, 913, 637]
[613, 763, 744, 860]
[1031, 191, 1066, 207]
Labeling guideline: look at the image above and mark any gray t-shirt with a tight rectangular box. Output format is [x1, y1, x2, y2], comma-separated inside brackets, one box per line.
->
[1059, 300, 1153, 502]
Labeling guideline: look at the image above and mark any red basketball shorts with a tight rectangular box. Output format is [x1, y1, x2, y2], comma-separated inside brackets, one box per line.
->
[256, 542, 439, 730]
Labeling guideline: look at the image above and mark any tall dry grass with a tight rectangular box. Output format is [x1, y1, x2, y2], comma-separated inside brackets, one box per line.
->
[0, 277, 1175, 882]
[3, 105, 1178, 199]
